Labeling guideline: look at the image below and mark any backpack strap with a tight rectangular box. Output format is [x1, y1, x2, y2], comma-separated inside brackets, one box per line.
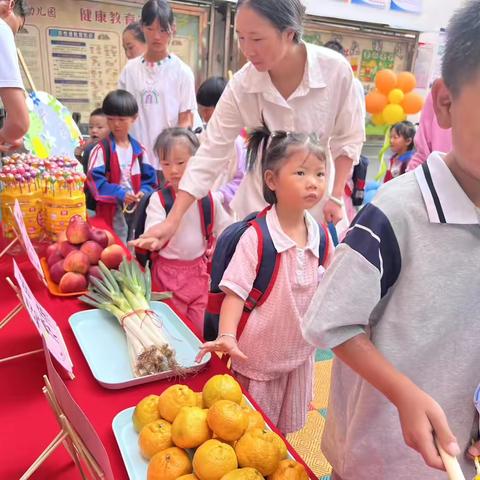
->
[157, 184, 176, 215]
[198, 192, 214, 242]
[237, 213, 281, 337]
[318, 222, 339, 266]
[100, 138, 111, 173]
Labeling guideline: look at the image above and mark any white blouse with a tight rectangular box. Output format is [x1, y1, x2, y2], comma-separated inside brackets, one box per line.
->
[179, 42, 365, 222]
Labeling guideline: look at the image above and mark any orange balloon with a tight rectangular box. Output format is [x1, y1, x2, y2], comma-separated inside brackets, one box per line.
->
[375, 69, 398, 95]
[365, 90, 388, 114]
[397, 72, 416, 93]
[401, 92, 424, 114]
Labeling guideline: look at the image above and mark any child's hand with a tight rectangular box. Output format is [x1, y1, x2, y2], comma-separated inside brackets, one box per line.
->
[468, 439, 480, 459]
[135, 191, 145, 201]
[394, 386, 460, 471]
[128, 236, 163, 251]
[323, 198, 343, 225]
[195, 336, 248, 363]
[124, 193, 138, 206]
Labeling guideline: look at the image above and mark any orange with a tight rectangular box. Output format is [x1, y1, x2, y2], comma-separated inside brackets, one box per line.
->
[207, 400, 248, 441]
[178, 475, 200, 480]
[202, 374, 243, 408]
[147, 446, 192, 480]
[193, 439, 238, 480]
[158, 384, 197, 422]
[235, 428, 282, 476]
[171, 406, 212, 449]
[138, 419, 173, 459]
[269, 431, 288, 460]
[242, 408, 265, 431]
[195, 391, 204, 408]
[267, 460, 308, 480]
[220, 467, 264, 479]
[132, 395, 160, 433]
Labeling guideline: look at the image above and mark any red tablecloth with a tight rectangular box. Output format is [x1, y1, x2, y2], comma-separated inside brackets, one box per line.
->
[0, 221, 317, 479]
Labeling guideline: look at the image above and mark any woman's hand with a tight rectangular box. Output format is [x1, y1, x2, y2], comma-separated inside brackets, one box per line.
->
[129, 236, 163, 251]
[130, 218, 177, 250]
[196, 336, 248, 363]
[394, 385, 460, 471]
[323, 198, 343, 224]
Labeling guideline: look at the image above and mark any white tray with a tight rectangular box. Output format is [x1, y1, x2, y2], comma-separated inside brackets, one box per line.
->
[112, 397, 294, 480]
[69, 301, 211, 389]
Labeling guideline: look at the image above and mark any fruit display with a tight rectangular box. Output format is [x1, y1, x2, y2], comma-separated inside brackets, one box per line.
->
[130, 375, 309, 480]
[42, 215, 118, 294]
[79, 255, 181, 378]
[0, 152, 86, 241]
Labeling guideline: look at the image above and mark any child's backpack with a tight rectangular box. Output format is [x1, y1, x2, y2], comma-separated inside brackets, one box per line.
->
[203, 208, 332, 342]
[133, 184, 214, 267]
[347, 154, 369, 206]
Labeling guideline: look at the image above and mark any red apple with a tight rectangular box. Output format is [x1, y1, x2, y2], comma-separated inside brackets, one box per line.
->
[104, 229, 115, 246]
[88, 228, 108, 248]
[88, 265, 102, 282]
[66, 216, 90, 244]
[100, 244, 124, 269]
[59, 241, 79, 258]
[46, 243, 60, 258]
[59, 272, 87, 293]
[47, 252, 63, 268]
[57, 231, 68, 243]
[50, 260, 65, 284]
[64, 250, 90, 274]
[80, 241, 103, 265]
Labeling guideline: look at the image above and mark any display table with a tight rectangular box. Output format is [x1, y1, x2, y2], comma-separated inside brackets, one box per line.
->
[0, 222, 317, 479]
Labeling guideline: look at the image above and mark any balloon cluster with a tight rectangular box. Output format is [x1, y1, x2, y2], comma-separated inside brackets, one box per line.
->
[366, 70, 424, 125]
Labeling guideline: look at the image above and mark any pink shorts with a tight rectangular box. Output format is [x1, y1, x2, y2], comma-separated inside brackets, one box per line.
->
[151, 255, 209, 336]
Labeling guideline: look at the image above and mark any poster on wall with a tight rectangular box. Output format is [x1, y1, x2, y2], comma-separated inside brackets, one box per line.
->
[351, 0, 390, 8]
[390, 0, 422, 13]
[359, 49, 395, 83]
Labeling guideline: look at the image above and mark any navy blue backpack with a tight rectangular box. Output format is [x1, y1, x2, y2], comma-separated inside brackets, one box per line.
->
[204, 208, 334, 342]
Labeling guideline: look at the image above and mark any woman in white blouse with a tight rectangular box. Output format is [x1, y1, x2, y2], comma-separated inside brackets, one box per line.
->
[133, 0, 365, 249]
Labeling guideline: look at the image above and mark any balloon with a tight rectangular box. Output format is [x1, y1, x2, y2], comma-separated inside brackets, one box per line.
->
[371, 113, 385, 126]
[397, 72, 416, 93]
[382, 104, 405, 125]
[388, 88, 405, 105]
[365, 90, 388, 114]
[402, 92, 424, 114]
[375, 69, 397, 95]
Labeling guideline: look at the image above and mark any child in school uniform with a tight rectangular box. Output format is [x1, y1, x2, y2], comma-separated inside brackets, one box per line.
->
[196, 127, 335, 433]
[132, 128, 231, 333]
[87, 90, 157, 244]
[302, 2, 480, 478]
[384, 120, 416, 182]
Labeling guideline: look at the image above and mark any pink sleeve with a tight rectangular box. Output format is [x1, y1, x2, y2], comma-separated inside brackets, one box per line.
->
[219, 227, 259, 301]
[407, 93, 434, 172]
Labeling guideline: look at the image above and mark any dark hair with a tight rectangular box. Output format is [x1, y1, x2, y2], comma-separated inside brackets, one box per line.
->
[324, 40, 345, 56]
[123, 21, 146, 44]
[90, 108, 105, 117]
[154, 127, 200, 160]
[391, 121, 416, 151]
[196, 77, 228, 107]
[247, 125, 326, 204]
[442, 0, 480, 97]
[102, 90, 138, 117]
[141, 0, 174, 31]
[237, 0, 305, 43]
[13, 0, 28, 17]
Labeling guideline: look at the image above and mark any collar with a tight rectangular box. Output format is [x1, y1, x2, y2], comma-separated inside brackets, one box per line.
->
[265, 204, 320, 257]
[414, 152, 479, 224]
[108, 133, 143, 157]
[242, 42, 326, 95]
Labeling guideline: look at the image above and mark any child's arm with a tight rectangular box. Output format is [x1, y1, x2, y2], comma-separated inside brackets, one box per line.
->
[87, 145, 127, 203]
[334, 333, 460, 471]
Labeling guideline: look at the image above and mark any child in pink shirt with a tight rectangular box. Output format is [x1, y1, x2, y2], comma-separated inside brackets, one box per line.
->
[197, 127, 334, 433]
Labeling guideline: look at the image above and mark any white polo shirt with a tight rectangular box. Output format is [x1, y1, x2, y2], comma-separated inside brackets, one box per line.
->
[302, 152, 480, 479]
[0, 19, 24, 90]
[118, 54, 197, 169]
[179, 42, 365, 223]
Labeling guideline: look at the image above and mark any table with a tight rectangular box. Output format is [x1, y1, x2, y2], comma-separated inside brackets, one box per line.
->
[0, 223, 317, 479]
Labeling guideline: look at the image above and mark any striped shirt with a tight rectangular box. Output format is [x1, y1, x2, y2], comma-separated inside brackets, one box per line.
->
[302, 152, 480, 479]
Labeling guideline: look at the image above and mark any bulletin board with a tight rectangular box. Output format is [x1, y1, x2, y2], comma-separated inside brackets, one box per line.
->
[15, 0, 209, 121]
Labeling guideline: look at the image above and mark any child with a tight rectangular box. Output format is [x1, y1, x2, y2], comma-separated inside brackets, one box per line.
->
[87, 90, 156, 244]
[122, 22, 146, 60]
[132, 128, 231, 332]
[301, 1, 480, 478]
[196, 127, 334, 434]
[196, 76, 247, 214]
[384, 120, 416, 182]
[76, 108, 110, 173]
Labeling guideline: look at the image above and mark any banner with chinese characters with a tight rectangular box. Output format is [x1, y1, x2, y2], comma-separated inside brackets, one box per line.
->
[16, 1, 208, 122]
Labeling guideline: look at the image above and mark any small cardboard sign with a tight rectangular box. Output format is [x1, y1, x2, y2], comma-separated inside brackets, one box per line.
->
[13, 259, 73, 375]
[13, 199, 45, 281]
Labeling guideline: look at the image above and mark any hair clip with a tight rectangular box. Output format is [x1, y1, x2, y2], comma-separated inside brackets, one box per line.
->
[270, 130, 290, 139]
